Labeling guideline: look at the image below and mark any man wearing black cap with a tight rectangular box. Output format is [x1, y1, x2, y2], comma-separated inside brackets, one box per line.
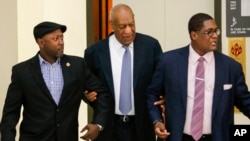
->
[0, 21, 113, 141]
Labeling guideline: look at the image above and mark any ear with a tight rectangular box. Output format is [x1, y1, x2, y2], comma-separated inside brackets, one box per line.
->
[190, 31, 198, 40]
[109, 20, 115, 31]
[37, 38, 44, 48]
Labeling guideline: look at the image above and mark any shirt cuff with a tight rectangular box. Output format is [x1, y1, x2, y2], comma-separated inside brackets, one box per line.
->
[153, 119, 163, 125]
[96, 124, 103, 131]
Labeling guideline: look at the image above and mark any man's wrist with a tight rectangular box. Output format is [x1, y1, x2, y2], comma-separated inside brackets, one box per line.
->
[96, 124, 103, 131]
[153, 119, 163, 125]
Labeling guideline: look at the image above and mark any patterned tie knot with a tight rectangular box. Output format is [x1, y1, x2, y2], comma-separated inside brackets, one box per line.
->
[196, 57, 205, 79]
[198, 56, 205, 62]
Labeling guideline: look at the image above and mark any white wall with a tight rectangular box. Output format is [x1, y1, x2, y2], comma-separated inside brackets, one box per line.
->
[17, 0, 86, 61]
[0, 0, 249, 139]
[0, 0, 18, 121]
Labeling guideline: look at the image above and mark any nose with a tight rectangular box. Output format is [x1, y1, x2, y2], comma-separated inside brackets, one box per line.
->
[59, 37, 64, 44]
[124, 25, 132, 33]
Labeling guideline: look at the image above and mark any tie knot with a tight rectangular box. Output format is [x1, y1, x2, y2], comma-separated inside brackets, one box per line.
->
[198, 57, 205, 62]
[123, 46, 129, 50]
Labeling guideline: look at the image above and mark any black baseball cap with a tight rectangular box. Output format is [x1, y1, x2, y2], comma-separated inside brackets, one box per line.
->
[33, 21, 67, 40]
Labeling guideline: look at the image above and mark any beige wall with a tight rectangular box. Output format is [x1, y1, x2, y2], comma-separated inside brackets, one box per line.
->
[17, 0, 87, 61]
[0, 0, 249, 139]
[0, 0, 18, 121]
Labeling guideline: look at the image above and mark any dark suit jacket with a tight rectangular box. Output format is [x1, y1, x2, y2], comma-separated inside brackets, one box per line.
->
[0, 54, 113, 141]
[84, 33, 162, 141]
[147, 46, 250, 141]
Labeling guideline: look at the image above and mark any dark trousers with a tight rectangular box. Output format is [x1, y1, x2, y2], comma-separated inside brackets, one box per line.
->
[182, 134, 212, 141]
[113, 115, 136, 141]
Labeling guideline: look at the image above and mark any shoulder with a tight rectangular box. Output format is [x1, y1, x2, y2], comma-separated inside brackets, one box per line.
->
[214, 51, 241, 67]
[12, 55, 38, 70]
[134, 33, 162, 52]
[61, 54, 84, 63]
[87, 37, 109, 50]
[162, 46, 188, 57]
[135, 33, 159, 42]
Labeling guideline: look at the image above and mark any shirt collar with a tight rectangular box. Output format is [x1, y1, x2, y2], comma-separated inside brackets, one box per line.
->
[189, 44, 214, 65]
[110, 34, 134, 49]
[38, 54, 61, 65]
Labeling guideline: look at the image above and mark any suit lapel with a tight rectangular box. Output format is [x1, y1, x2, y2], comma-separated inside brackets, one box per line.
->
[212, 52, 225, 120]
[99, 41, 115, 96]
[59, 55, 76, 105]
[29, 54, 55, 103]
[133, 38, 144, 88]
[178, 47, 189, 109]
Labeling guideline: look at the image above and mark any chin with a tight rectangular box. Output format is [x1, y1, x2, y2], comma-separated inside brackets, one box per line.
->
[57, 53, 64, 58]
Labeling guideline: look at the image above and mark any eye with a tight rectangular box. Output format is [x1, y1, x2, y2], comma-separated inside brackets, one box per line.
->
[207, 30, 214, 35]
[128, 23, 135, 27]
[52, 37, 58, 41]
[199, 29, 220, 37]
[117, 24, 126, 29]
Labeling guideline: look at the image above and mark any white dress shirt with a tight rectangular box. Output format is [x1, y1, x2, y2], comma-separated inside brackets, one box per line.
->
[109, 34, 135, 115]
[183, 45, 215, 134]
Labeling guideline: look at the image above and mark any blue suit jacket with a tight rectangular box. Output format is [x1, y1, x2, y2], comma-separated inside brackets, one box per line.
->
[84, 33, 162, 141]
[147, 46, 250, 141]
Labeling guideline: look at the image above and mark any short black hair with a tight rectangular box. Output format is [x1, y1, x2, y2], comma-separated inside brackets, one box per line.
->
[188, 13, 213, 34]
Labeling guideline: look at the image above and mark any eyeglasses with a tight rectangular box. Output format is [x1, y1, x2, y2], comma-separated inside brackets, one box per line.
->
[198, 29, 220, 37]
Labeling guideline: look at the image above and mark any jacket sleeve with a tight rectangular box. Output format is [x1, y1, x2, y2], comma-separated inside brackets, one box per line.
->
[83, 60, 114, 127]
[1, 66, 23, 141]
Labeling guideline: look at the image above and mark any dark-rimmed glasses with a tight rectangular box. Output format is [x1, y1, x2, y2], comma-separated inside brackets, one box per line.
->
[198, 29, 220, 37]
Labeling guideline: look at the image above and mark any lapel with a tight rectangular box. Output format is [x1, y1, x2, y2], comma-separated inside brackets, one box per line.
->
[99, 39, 115, 96]
[59, 55, 73, 105]
[133, 36, 144, 88]
[29, 54, 56, 104]
[177, 49, 225, 119]
[177, 47, 190, 109]
[212, 51, 225, 120]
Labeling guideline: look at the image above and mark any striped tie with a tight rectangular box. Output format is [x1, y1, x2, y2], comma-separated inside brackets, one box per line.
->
[191, 57, 205, 141]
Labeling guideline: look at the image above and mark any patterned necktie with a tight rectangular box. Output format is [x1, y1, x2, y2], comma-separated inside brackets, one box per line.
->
[191, 57, 205, 141]
[119, 46, 132, 115]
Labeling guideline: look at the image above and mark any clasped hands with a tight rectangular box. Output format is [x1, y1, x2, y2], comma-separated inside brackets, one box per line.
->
[79, 91, 100, 141]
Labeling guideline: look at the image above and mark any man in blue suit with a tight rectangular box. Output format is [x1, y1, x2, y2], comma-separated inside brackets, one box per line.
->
[84, 3, 163, 141]
[146, 13, 250, 141]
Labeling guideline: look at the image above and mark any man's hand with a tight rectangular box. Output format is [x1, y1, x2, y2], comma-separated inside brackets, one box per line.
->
[80, 124, 100, 141]
[154, 121, 170, 139]
[154, 95, 165, 115]
[84, 91, 97, 102]
[154, 95, 164, 106]
[154, 95, 168, 140]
